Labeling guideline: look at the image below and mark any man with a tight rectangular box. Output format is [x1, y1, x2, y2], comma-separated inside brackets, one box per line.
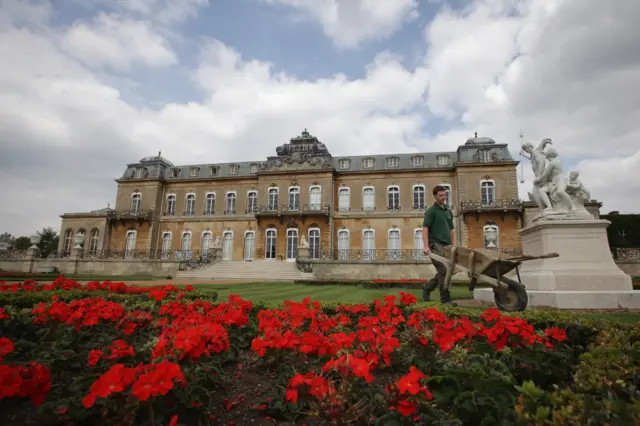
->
[422, 185, 457, 306]
[533, 147, 575, 214]
[520, 138, 553, 211]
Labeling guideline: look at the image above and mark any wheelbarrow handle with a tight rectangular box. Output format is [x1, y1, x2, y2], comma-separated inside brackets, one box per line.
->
[427, 252, 450, 265]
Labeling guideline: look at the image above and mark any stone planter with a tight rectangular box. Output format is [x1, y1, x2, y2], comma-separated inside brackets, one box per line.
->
[29, 234, 41, 249]
[74, 233, 85, 248]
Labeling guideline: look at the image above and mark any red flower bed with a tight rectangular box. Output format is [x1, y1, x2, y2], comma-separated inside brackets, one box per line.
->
[0, 277, 589, 425]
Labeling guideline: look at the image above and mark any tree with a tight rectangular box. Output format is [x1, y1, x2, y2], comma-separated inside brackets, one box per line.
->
[14, 236, 31, 250]
[37, 227, 59, 258]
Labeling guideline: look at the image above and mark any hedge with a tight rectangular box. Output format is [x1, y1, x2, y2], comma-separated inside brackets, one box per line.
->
[0, 277, 638, 425]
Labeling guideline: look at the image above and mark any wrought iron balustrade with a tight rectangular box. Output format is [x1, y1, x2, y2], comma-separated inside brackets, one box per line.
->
[106, 209, 154, 221]
[253, 203, 331, 215]
[460, 199, 522, 211]
[310, 248, 427, 261]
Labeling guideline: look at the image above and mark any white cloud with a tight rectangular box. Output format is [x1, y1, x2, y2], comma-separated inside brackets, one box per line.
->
[0, 0, 639, 238]
[61, 13, 177, 71]
[264, 0, 419, 49]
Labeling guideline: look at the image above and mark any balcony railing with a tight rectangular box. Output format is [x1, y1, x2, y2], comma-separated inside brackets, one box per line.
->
[106, 209, 154, 221]
[307, 248, 426, 261]
[460, 199, 522, 212]
[254, 203, 331, 215]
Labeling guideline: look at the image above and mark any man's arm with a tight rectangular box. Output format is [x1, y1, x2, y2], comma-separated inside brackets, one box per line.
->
[450, 229, 455, 246]
[422, 227, 429, 251]
[534, 162, 553, 184]
[448, 212, 455, 246]
[536, 138, 552, 151]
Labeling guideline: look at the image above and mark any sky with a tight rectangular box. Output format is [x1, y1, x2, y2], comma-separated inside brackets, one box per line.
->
[1, 0, 639, 237]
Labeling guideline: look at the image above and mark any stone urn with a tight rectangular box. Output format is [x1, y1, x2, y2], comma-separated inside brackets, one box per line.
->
[29, 234, 41, 249]
[74, 233, 85, 248]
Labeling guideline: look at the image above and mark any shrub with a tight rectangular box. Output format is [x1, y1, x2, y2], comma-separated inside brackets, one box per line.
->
[0, 278, 638, 425]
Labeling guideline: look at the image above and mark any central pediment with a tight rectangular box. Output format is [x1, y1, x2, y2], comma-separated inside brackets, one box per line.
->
[262, 129, 332, 172]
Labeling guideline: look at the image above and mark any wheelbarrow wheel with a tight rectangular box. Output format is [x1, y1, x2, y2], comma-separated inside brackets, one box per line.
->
[494, 277, 528, 312]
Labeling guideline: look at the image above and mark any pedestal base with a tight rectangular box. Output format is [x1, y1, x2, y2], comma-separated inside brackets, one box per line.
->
[472, 219, 635, 310]
[474, 288, 640, 310]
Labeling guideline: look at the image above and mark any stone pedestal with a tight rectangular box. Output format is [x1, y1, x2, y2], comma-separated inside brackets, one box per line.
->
[474, 219, 640, 309]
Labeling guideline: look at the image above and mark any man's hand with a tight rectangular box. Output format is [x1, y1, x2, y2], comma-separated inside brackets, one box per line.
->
[423, 247, 430, 255]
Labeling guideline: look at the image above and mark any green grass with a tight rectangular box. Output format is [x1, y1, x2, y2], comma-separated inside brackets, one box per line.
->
[199, 282, 472, 305]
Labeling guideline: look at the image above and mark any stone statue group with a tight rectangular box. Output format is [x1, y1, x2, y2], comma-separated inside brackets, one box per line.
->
[520, 138, 592, 222]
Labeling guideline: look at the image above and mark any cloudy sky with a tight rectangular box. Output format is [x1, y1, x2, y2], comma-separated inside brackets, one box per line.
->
[1, 0, 639, 237]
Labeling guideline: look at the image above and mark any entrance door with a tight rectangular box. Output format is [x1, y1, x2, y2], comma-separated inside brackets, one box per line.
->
[265, 229, 276, 260]
[244, 232, 255, 260]
[308, 228, 320, 259]
[286, 229, 298, 261]
[222, 232, 233, 260]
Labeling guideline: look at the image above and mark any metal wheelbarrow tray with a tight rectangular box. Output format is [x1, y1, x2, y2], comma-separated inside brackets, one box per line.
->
[428, 246, 559, 312]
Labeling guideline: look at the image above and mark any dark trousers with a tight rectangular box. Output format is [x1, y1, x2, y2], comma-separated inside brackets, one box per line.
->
[422, 240, 452, 303]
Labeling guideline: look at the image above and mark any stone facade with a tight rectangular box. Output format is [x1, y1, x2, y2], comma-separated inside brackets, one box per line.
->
[55, 130, 573, 264]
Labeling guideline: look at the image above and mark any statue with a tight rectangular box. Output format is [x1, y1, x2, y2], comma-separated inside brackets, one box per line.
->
[533, 147, 575, 215]
[299, 234, 309, 248]
[565, 171, 593, 217]
[211, 236, 222, 249]
[520, 138, 553, 212]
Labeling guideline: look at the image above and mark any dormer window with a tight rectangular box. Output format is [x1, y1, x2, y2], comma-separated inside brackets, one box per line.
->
[170, 168, 180, 178]
[250, 164, 259, 174]
[189, 167, 200, 177]
[135, 168, 145, 178]
[437, 155, 450, 166]
[229, 165, 239, 175]
[339, 159, 350, 170]
[209, 166, 218, 176]
[386, 157, 399, 168]
[362, 158, 374, 169]
[412, 156, 424, 167]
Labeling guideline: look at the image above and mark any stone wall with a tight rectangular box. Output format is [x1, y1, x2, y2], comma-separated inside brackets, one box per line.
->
[309, 259, 438, 281]
[0, 258, 180, 277]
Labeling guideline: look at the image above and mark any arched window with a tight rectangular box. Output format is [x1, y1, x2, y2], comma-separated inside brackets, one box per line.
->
[362, 229, 375, 260]
[480, 180, 495, 205]
[308, 227, 320, 259]
[268, 188, 279, 210]
[337, 229, 350, 260]
[309, 186, 321, 211]
[387, 186, 400, 210]
[388, 228, 401, 259]
[185, 193, 196, 215]
[247, 191, 258, 213]
[166, 194, 176, 216]
[204, 193, 215, 215]
[124, 230, 137, 259]
[288, 187, 300, 210]
[225, 192, 237, 214]
[244, 231, 255, 260]
[265, 228, 277, 260]
[413, 185, 425, 209]
[338, 187, 350, 211]
[414, 228, 424, 259]
[362, 187, 375, 211]
[181, 231, 192, 252]
[131, 193, 141, 213]
[202, 232, 212, 255]
[63, 229, 73, 256]
[88, 229, 99, 255]
[161, 232, 172, 258]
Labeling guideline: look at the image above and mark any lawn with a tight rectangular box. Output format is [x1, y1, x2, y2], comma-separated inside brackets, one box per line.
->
[197, 282, 472, 305]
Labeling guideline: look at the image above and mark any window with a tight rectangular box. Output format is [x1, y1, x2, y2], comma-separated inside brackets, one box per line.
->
[288, 187, 300, 210]
[229, 165, 239, 175]
[268, 188, 279, 210]
[414, 229, 424, 260]
[618, 229, 628, 241]
[202, 232, 212, 255]
[135, 168, 144, 178]
[480, 180, 495, 204]
[265, 228, 277, 259]
[247, 191, 257, 213]
[244, 231, 255, 260]
[88, 229, 99, 255]
[124, 230, 137, 259]
[166, 194, 176, 216]
[250, 164, 259, 174]
[171, 168, 180, 178]
[439, 183, 452, 207]
[63, 229, 73, 256]
[309, 186, 321, 210]
[363, 229, 375, 260]
[189, 167, 199, 177]
[222, 231, 233, 260]
[131, 193, 141, 213]
[412, 156, 424, 167]
[161, 232, 172, 258]
[308, 228, 320, 259]
[387, 186, 400, 210]
[437, 155, 450, 166]
[477, 150, 490, 162]
[209, 166, 218, 176]
[339, 159, 350, 169]
[181, 231, 192, 252]
[388, 229, 401, 258]
[337, 229, 350, 260]
[483, 223, 499, 249]
[185, 193, 196, 215]
[386, 157, 399, 168]
[338, 188, 350, 211]
[363, 158, 374, 169]
[204, 193, 215, 215]
[413, 185, 425, 209]
[362, 187, 375, 211]
[225, 192, 237, 214]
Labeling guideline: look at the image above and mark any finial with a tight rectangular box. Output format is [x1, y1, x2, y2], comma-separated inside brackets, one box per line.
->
[474, 131, 478, 138]
[107, 203, 110, 209]
[158, 150, 161, 156]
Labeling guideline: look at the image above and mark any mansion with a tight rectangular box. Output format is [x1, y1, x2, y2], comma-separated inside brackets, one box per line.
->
[57, 129, 601, 261]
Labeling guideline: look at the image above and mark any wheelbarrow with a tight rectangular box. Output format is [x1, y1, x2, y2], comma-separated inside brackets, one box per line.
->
[427, 246, 559, 312]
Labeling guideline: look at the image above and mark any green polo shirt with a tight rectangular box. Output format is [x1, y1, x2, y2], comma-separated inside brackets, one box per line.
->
[423, 202, 454, 245]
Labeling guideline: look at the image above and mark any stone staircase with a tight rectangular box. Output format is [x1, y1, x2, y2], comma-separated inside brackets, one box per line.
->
[176, 260, 315, 282]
